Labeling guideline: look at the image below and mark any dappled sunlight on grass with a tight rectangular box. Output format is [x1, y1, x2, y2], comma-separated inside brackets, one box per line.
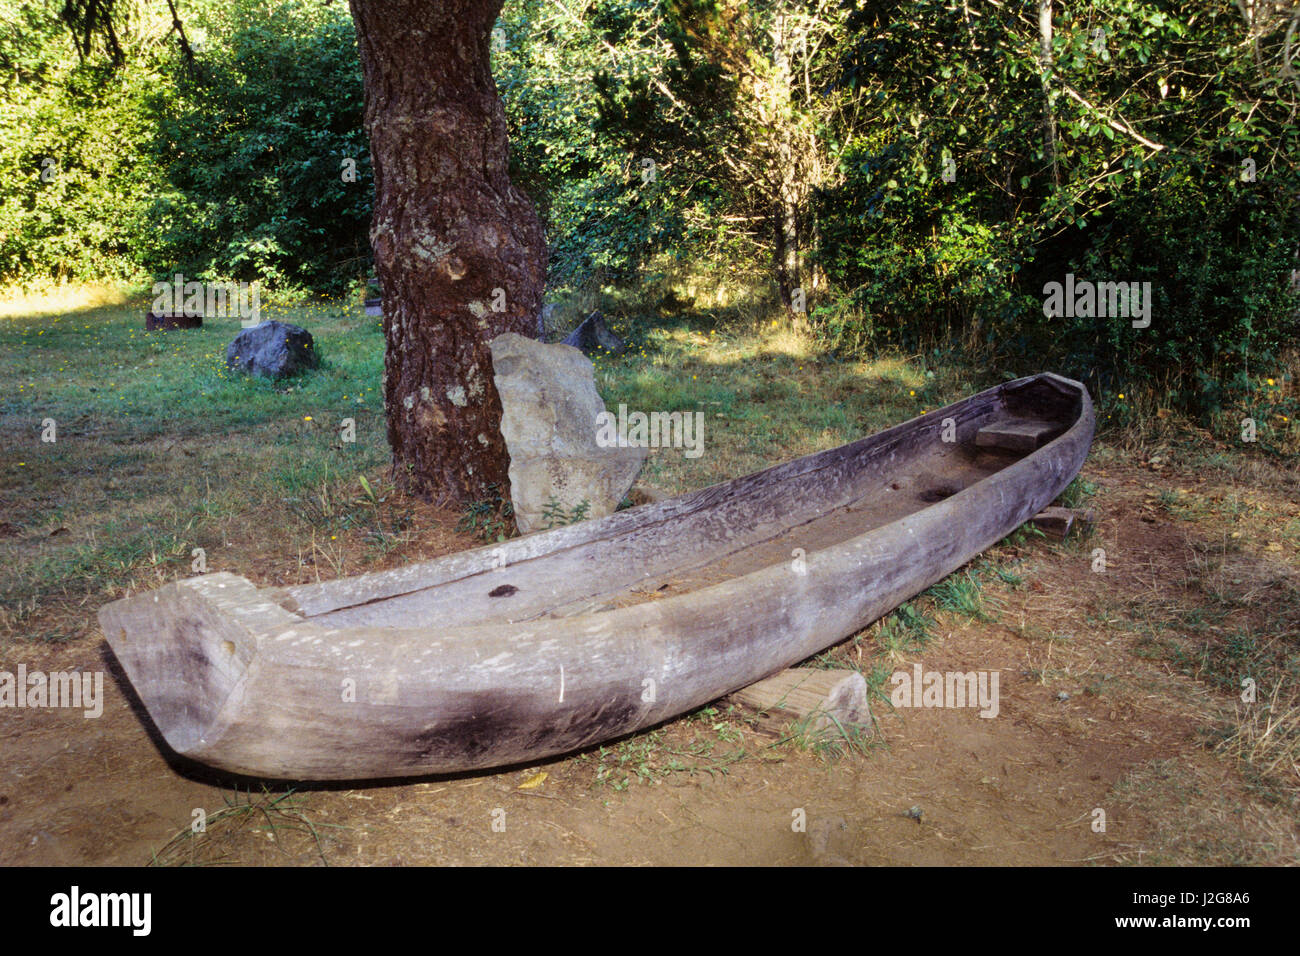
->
[579, 294, 982, 496]
[756, 323, 816, 361]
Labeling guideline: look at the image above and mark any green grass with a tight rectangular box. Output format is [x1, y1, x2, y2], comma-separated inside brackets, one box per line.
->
[540, 496, 592, 529]
[0, 294, 389, 640]
[927, 569, 997, 622]
[584, 310, 975, 495]
[457, 485, 514, 542]
[874, 602, 935, 656]
[148, 786, 345, 867]
[1055, 475, 1099, 509]
[581, 704, 752, 789]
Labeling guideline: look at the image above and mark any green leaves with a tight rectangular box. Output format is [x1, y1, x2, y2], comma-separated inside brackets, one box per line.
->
[146, 3, 370, 290]
[0, 0, 370, 290]
[813, 0, 1299, 412]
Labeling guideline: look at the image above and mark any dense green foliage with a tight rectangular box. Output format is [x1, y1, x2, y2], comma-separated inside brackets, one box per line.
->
[0, 1, 165, 281]
[1, 0, 1295, 411]
[818, 0, 1299, 410]
[0, 0, 368, 293]
[495, 0, 681, 289]
[146, 1, 370, 292]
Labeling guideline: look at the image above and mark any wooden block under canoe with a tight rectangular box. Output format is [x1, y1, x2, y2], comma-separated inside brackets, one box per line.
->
[1030, 505, 1096, 539]
[731, 668, 872, 739]
[975, 417, 1060, 452]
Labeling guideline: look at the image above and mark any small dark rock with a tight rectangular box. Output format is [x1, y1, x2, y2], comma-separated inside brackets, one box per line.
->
[225, 320, 319, 379]
[561, 311, 627, 357]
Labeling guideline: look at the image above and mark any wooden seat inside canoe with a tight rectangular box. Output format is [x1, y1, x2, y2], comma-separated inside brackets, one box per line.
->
[975, 417, 1063, 452]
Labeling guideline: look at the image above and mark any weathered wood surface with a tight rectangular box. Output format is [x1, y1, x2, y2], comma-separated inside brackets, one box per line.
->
[1030, 505, 1096, 539]
[99, 373, 1094, 780]
[975, 417, 1059, 452]
[731, 668, 871, 737]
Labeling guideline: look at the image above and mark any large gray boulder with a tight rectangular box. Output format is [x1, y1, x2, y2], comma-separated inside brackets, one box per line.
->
[491, 333, 646, 534]
[225, 321, 319, 379]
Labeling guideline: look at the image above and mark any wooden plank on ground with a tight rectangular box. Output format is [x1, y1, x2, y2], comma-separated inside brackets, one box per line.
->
[1030, 505, 1097, 539]
[731, 668, 871, 738]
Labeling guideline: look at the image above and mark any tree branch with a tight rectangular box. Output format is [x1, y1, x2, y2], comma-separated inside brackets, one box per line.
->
[1060, 83, 1168, 153]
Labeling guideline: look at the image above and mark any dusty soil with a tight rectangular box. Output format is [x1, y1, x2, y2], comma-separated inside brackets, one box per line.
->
[2, 447, 1298, 866]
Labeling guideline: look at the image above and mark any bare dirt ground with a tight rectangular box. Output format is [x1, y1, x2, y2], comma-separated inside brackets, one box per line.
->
[2, 444, 1298, 867]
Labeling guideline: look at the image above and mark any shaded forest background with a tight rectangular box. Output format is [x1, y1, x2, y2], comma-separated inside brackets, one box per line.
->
[2, 0, 1297, 419]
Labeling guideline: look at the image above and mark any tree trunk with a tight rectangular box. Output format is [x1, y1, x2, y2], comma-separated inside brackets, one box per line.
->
[349, 0, 547, 506]
[770, 15, 802, 315]
[1038, 0, 1062, 187]
[774, 194, 801, 311]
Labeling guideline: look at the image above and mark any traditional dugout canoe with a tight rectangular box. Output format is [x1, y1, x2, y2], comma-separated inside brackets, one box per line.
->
[100, 372, 1093, 780]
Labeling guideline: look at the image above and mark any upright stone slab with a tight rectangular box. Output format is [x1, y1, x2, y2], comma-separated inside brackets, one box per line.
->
[491, 333, 646, 533]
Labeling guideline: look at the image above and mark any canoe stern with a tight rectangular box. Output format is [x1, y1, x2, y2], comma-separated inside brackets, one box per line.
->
[98, 573, 295, 759]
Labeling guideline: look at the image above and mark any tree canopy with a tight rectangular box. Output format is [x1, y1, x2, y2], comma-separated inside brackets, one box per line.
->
[2, 0, 1297, 415]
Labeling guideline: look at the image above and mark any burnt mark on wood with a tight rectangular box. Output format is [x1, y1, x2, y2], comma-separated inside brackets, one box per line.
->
[410, 692, 645, 766]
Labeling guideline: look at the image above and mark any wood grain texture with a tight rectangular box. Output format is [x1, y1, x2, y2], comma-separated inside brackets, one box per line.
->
[99, 373, 1094, 780]
[732, 668, 871, 736]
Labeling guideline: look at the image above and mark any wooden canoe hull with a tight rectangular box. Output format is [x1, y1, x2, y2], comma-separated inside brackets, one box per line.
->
[99, 373, 1094, 780]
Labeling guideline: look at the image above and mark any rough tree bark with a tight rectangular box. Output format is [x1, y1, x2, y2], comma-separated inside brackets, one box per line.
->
[348, 0, 547, 506]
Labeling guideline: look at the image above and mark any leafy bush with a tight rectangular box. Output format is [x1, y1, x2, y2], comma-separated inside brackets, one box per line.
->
[139, 0, 371, 293]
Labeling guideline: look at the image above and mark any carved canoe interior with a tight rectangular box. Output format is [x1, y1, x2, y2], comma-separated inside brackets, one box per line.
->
[284, 372, 1082, 630]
